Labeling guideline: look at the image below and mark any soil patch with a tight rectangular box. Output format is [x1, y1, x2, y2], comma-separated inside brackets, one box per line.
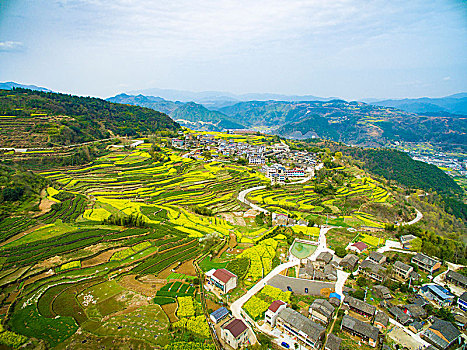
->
[161, 303, 178, 323]
[37, 189, 55, 216]
[119, 275, 161, 297]
[82, 248, 126, 268]
[206, 298, 222, 312]
[174, 259, 196, 276]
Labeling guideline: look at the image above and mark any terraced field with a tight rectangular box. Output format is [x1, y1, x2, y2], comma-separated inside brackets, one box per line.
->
[246, 174, 393, 228]
[0, 134, 406, 348]
[0, 139, 278, 348]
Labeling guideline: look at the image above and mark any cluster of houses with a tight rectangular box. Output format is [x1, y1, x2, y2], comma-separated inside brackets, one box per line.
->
[299, 251, 338, 282]
[171, 135, 318, 183]
[203, 237, 466, 350]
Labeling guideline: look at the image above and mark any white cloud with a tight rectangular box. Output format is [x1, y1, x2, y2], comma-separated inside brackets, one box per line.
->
[0, 41, 23, 52]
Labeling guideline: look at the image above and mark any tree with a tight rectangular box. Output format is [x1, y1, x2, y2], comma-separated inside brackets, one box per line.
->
[334, 246, 346, 258]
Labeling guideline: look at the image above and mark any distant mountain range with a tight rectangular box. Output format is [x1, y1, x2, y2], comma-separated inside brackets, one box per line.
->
[2, 82, 466, 149]
[127, 87, 336, 109]
[108, 93, 466, 150]
[0, 81, 52, 93]
[368, 93, 467, 115]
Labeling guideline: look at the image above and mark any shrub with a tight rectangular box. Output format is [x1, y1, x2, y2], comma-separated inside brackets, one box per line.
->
[226, 258, 250, 279]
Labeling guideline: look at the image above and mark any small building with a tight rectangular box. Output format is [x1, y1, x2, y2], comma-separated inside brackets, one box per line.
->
[393, 261, 414, 280]
[324, 333, 342, 350]
[248, 156, 265, 165]
[408, 321, 424, 333]
[458, 292, 467, 311]
[419, 285, 454, 307]
[403, 304, 427, 320]
[309, 299, 335, 325]
[445, 270, 467, 290]
[210, 307, 230, 324]
[373, 311, 389, 331]
[272, 213, 288, 226]
[329, 293, 342, 307]
[348, 242, 368, 254]
[314, 251, 333, 269]
[358, 260, 386, 283]
[265, 300, 286, 327]
[388, 306, 412, 325]
[341, 315, 379, 348]
[454, 313, 467, 330]
[373, 285, 393, 300]
[220, 318, 249, 349]
[323, 264, 338, 282]
[400, 234, 418, 249]
[344, 296, 376, 319]
[171, 138, 184, 148]
[339, 254, 359, 271]
[421, 318, 461, 350]
[368, 251, 387, 265]
[411, 253, 441, 275]
[276, 308, 325, 349]
[206, 268, 237, 294]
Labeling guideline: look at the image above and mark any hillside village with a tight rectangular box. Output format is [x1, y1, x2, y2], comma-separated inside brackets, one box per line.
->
[0, 126, 465, 350]
[162, 133, 467, 350]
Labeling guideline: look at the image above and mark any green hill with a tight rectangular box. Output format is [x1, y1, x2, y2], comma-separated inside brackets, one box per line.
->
[0, 89, 179, 148]
[107, 94, 245, 131]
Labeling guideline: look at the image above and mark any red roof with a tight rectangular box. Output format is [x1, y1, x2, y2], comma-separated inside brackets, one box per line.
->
[223, 318, 248, 338]
[213, 268, 236, 284]
[268, 300, 286, 313]
[352, 242, 368, 251]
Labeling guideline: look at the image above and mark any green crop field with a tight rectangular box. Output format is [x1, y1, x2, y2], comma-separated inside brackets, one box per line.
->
[0, 130, 417, 349]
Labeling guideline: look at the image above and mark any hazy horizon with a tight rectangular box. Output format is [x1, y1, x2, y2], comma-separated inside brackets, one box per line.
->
[1, 0, 466, 100]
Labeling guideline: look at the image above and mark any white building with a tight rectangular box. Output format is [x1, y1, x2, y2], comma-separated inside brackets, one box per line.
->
[220, 318, 249, 349]
[205, 268, 237, 294]
[265, 300, 287, 327]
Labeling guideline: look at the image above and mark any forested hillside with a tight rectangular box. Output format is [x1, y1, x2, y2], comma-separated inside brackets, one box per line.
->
[108, 94, 245, 131]
[0, 89, 180, 147]
[349, 148, 462, 196]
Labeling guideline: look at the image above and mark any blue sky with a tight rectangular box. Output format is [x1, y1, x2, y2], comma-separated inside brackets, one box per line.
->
[0, 0, 466, 100]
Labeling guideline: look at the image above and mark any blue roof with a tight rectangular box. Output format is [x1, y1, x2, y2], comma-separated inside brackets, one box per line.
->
[329, 292, 341, 300]
[422, 284, 454, 300]
[210, 307, 229, 321]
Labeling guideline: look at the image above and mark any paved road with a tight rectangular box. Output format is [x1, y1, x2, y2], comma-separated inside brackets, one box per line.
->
[399, 208, 423, 226]
[237, 185, 268, 213]
[230, 260, 299, 344]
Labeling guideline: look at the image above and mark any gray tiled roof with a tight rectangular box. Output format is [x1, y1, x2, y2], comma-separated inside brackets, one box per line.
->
[360, 260, 386, 275]
[368, 251, 386, 264]
[310, 299, 335, 319]
[324, 333, 342, 350]
[341, 315, 379, 340]
[278, 308, 325, 342]
[374, 311, 389, 327]
[345, 296, 376, 316]
[388, 306, 412, 324]
[316, 251, 333, 264]
[446, 270, 467, 285]
[423, 318, 461, 349]
[394, 261, 412, 272]
[340, 254, 359, 268]
[412, 253, 439, 268]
